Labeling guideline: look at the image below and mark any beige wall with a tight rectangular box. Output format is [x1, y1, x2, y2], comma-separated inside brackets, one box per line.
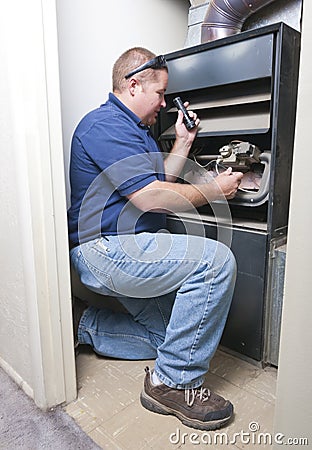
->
[273, 0, 312, 445]
[0, 1, 76, 408]
[56, 0, 190, 204]
[0, 44, 32, 391]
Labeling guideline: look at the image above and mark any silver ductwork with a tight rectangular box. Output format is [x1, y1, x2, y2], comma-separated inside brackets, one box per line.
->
[201, 0, 276, 43]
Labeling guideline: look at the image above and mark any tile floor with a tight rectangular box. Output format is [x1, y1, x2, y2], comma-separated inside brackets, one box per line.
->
[65, 347, 277, 449]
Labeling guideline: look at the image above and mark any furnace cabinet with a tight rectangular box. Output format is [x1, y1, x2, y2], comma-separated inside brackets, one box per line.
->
[155, 23, 300, 363]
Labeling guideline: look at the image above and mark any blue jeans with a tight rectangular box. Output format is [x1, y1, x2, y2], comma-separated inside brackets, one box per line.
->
[70, 232, 236, 389]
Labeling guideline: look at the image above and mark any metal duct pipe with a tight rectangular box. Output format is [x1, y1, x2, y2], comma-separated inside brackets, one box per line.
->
[201, 0, 276, 43]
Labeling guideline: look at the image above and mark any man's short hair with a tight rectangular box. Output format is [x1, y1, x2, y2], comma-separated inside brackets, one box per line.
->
[113, 47, 166, 93]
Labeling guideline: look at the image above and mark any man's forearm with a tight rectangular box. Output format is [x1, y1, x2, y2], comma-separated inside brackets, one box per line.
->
[127, 179, 221, 213]
[163, 137, 194, 182]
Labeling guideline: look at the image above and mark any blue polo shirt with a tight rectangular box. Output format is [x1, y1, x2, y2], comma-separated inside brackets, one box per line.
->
[68, 93, 166, 246]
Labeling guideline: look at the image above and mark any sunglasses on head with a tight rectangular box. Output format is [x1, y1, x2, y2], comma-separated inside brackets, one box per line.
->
[125, 55, 167, 80]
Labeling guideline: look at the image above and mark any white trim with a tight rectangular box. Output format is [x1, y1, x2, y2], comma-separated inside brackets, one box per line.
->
[0, 356, 34, 400]
[2, 0, 76, 410]
[41, 0, 77, 406]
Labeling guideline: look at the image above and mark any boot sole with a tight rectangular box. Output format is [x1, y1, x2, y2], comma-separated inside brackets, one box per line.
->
[140, 390, 233, 431]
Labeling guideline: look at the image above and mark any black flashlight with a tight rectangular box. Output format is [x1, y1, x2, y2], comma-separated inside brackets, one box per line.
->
[173, 97, 196, 130]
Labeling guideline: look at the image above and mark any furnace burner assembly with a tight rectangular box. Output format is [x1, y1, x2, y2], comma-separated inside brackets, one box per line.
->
[155, 23, 300, 363]
[217, 140, 261, 172]
[186, 140, 271, 205]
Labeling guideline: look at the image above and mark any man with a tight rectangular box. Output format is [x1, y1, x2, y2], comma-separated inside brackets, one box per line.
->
[68, 47, 243, 431]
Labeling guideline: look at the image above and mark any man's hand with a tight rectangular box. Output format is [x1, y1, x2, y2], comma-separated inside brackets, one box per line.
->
[164, 102, 200, 182]
[214, 167, 244, 199]
[175, 102, 200, 143]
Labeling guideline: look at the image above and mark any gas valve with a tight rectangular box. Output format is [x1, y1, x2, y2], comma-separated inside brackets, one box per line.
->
[218, 140, 261, 171]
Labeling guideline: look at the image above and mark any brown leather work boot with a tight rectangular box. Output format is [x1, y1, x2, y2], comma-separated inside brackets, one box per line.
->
[140, 367, 233, 431]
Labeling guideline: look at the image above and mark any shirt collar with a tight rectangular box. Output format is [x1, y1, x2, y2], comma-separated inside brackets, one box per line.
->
[108, 92, 149, 129]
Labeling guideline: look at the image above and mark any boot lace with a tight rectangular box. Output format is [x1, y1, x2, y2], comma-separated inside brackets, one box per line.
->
[185, 387, 211, 407]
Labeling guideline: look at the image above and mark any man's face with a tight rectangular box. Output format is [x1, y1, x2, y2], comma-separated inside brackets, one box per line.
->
[136, 70, 168, 126]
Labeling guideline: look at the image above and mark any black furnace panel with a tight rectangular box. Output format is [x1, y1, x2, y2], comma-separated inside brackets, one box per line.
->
[155, 23, 300, 362]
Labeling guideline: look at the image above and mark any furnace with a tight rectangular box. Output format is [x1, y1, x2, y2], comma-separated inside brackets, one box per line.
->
[155, 23, 300, 364]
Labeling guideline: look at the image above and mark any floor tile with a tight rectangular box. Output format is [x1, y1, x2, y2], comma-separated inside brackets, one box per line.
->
[65, 349, 277, 449]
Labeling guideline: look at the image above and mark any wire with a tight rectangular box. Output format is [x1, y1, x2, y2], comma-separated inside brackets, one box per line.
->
[193, 155, 259, 192]
[193, 155, 218, 169]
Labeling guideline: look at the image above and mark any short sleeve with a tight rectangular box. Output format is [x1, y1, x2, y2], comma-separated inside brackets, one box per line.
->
[81, 116, 161, 195]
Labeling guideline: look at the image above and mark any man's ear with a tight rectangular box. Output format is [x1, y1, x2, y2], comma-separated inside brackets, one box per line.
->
[128, 78, 140, 97]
